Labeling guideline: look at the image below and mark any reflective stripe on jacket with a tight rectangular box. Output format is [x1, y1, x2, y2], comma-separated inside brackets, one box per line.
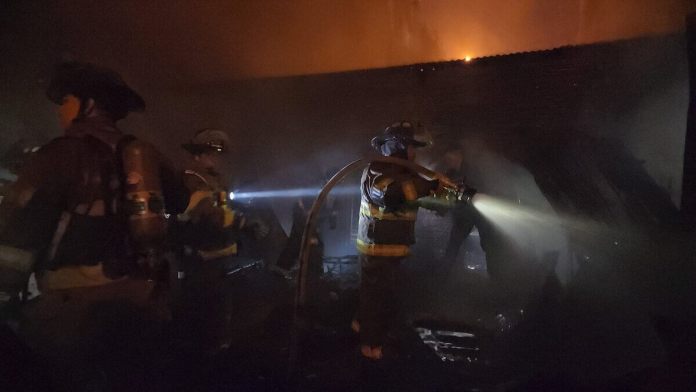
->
[356, 161, 437, 257]
[179, 170, 242, 258]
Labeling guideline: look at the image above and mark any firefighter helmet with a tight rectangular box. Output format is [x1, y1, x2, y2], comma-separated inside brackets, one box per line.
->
[46, 61, 145, 120]
[371, 121, 428, 150]
[371, 121, 429, 157]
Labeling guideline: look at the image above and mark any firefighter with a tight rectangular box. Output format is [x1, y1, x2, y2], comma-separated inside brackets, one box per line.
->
[177, 128, 243, 264]
[0, 62, 173, 390]
[175, 128, 257, 354]
[355, 121, 454, 360]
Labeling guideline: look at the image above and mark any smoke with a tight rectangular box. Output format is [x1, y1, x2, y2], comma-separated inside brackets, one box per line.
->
[421, 135, 582, 283]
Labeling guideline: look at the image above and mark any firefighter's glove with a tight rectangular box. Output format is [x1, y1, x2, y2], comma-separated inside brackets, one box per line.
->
[433, 177, 459, 203]
[435, 174, 458, 191]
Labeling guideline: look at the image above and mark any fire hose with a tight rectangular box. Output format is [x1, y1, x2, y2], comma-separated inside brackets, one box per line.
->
[287, 156, 473, 381]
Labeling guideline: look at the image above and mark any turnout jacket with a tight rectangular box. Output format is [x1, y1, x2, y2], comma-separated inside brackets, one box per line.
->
[0, 118, 127, 271]
[0, 117, 185, 279]
[178, 168, 244, 260]
[357, 161, 438, 257]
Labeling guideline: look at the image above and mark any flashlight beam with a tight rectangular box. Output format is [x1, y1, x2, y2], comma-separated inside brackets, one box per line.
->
[231, 185, 358, 200]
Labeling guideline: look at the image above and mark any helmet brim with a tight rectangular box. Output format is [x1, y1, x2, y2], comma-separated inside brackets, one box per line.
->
[46, 62, 145, 119]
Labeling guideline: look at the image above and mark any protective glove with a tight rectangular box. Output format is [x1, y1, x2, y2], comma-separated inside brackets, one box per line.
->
[435, 174, 458, 191]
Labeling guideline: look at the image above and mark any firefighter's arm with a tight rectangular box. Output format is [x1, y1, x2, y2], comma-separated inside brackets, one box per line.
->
[178, 172, 226, 228]
[415, 176, 474, 214]
[394, 173, 460, 213]
[179, 191, 244, 230]
[368, 173, 431, 209]
[183, 192, 220, 225]
[4, 140, 69, 207]
[413, 176, 441, 198]
[388, 175, 438, 205]
[0, 140, 68, 233]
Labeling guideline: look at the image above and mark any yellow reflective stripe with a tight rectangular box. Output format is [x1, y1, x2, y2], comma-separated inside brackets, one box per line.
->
[402, 180, 417, 201]
[184, 190, 214, 214]
[222, 207, 235, 228]
[198, 243, 238, 260]
[356, 239, 410, 257]
[360, 201, 416, 221]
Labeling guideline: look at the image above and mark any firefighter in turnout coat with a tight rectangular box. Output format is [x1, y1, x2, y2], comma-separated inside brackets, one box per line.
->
[355, 121, 452, 360]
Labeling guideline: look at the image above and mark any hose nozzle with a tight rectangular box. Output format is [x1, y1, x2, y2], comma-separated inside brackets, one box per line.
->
[458, 186, 477, 204]
[436, 181, 477, 205]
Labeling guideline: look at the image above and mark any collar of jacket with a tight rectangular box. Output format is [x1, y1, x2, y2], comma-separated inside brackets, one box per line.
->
[65, 116, 123, 149]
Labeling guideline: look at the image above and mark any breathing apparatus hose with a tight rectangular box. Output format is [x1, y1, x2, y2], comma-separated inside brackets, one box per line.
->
[287, 156, 455, 381]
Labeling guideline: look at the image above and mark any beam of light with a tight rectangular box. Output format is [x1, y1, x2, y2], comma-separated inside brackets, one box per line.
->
[471, 193, 621, 248]
[230, 185, 359, 200]
[473, 193, 572, 235]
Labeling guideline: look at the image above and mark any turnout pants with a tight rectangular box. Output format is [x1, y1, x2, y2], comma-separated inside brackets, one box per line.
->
[358, 254, 403, 347]
[176, 255, 234, 352]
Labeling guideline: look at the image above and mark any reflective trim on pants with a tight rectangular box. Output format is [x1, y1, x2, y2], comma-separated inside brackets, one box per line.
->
[356, 239, 410, 257]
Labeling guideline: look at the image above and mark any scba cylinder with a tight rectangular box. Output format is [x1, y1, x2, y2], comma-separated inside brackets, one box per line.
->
[121, 139, 167, 254]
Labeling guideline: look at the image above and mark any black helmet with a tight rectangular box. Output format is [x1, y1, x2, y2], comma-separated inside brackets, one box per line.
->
[46, 61, 145, 121]
[371, 121, 428, 157]
[182, 128, 230, 154]
[371, 121, 428, 148]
